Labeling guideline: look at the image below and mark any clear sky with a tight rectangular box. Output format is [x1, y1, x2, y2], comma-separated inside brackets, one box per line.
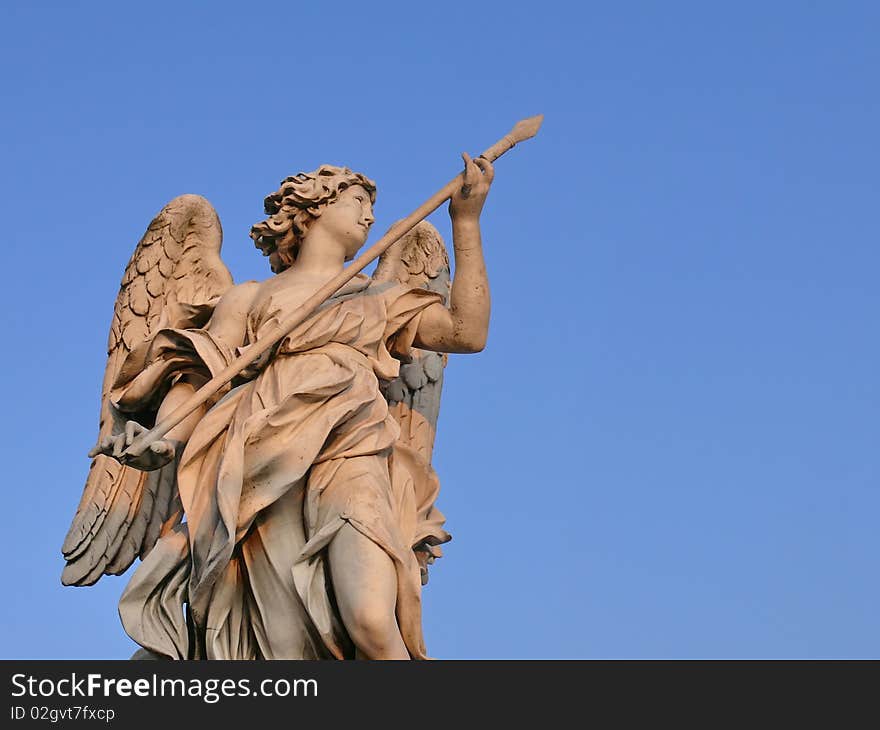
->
[1, 1, 877, 659]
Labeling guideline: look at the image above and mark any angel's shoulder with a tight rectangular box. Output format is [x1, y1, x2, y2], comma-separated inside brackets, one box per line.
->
[220, 279, 261, 306]
[207, 280, 261, 337]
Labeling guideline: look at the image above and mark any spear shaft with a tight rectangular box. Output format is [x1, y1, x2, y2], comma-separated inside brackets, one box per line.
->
[120, 115, 543, 459]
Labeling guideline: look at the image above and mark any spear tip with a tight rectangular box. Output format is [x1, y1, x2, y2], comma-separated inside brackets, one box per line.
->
[510, 114, 544, 143]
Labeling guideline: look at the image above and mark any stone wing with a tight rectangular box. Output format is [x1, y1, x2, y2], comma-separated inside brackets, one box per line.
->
[61, 195, 233, 586]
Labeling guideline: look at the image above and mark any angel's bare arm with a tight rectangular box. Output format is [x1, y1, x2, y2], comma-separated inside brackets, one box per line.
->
[94, 282, 259, 470]
[414, 154, 493, 354]
[151, 281, 259, 449]
[203, 280, 260, 351]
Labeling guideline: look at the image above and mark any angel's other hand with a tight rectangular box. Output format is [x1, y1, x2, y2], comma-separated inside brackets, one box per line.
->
[87, 420, 176, 471]
[449, 153, 494, 222]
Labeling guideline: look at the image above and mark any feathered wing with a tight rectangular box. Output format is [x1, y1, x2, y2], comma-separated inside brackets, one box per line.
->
[375, 221, 451, 584]
[62, 195, 234, 586]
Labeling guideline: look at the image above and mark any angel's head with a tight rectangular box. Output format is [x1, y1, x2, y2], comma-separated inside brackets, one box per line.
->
[250, 165, 377, 273]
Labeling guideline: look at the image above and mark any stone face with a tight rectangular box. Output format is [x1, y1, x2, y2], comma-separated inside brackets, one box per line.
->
[63, 118, 540, 659]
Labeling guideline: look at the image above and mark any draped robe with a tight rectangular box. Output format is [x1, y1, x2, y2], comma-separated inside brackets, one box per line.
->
[111, 275, 448, 659]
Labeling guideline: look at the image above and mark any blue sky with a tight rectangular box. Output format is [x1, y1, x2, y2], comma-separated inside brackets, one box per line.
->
[1, 1, 877, 658]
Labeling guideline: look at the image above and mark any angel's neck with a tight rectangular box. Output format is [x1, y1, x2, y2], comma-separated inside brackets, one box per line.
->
[293, 232, 346, 277]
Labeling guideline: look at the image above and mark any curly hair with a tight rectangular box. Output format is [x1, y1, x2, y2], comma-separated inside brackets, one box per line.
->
[250, 164, 377, 273]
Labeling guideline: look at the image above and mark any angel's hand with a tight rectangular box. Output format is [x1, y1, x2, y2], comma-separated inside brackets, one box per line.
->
[414, 545, 436, 586]
[449, 153, 494, 222]
[88, 420, 176, 472]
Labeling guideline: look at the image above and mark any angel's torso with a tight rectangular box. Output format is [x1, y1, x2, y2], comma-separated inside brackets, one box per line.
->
[211, 271, 413, 390]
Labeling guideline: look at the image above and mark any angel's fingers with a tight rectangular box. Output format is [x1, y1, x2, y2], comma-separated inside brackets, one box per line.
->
[90, 435, 114, 457]
[92, 436, 111, 456]
[111, 435, 127, 458]
[461, 152, 476, 183]
[150, 441, 174, 458]
[125, 420, 138, 446]
[474, 156, 495, 182]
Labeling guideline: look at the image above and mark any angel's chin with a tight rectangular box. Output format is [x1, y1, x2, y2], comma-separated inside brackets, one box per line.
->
[345, 244, 366, 261]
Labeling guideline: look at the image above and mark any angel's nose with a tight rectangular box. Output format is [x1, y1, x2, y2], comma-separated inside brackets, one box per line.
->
[362, 212, 375, 227]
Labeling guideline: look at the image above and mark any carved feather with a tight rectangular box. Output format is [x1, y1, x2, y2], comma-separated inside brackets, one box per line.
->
[62, 195, 233, 586]
[376, 220, 450, 449]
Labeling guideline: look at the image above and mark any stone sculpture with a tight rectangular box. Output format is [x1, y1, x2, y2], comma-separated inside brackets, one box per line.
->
[62, 118, 541, 659]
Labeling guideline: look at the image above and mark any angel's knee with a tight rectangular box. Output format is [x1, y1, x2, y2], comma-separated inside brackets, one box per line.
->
[329, 524, 408, 659]
[345, 604, 406, 659]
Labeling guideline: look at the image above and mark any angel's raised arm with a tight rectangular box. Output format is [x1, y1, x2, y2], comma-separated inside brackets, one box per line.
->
[413, 154, 492, 354]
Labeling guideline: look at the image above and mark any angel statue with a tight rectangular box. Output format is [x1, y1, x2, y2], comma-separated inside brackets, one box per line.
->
[61, 153, 495, 660]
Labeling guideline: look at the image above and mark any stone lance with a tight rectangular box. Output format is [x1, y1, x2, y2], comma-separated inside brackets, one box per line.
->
[110, 114, 544, 461]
